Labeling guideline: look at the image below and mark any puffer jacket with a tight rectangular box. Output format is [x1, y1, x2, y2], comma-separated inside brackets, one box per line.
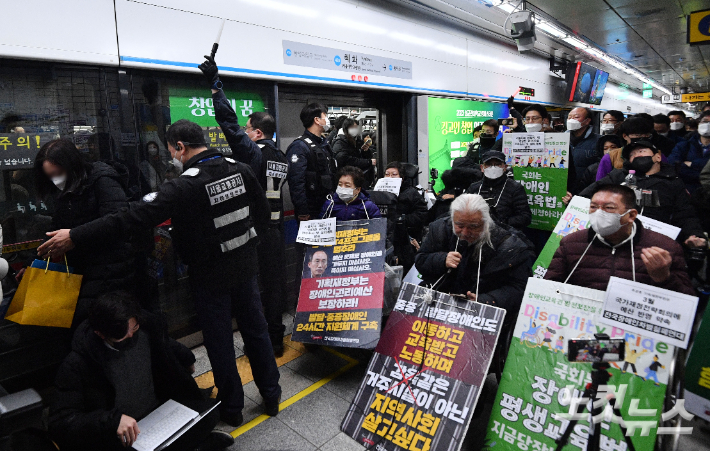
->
[51, 161, 134, 299]
[396, 180, 429, 241]
[320, 190, 381, 221]
[545, 221, 695, 296]
[48, 311, 202, 451]
[579, 163, 704, 242]
[415, 216, 536, 314]
[466, 175, 532, 230]
[332, 135, 373, 172]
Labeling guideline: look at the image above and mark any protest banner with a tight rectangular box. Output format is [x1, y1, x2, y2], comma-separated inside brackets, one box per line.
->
[342, 282, 505, 451]
[485, 277, 675, 451]
[292, 218, 386, 348]
[374, 177, 403, 196]
[684, 305, 710, 421]
[503, 133, 570, 231]
[532, 196, 590, 279]
[296, 218, 337, 246]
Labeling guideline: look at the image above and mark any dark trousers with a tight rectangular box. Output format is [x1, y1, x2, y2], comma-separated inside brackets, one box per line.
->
[257, 226, 287, 341]
[623, 362, 637, 373]
[192, 276, 281, 415]
[164, 398, 219, 451]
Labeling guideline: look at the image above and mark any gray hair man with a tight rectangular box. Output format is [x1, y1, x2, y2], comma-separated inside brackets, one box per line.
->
[415, 194, 535, 314]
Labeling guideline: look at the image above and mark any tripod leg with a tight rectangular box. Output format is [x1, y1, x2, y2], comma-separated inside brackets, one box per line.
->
[555, 387, 593, 451]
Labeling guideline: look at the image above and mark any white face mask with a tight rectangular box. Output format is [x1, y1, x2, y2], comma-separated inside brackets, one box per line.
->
[320, 117, 331, 132]
[658, 131, 669, 137]
[484, 166, 505, 179]
[147, 146, 158, 156]
[670, 122, 684, 131]
[699, 122, 710, 137]
[589, 209, 631, 237]
[52, 174, 67, 191]
[525, 123, 542, 133]
[336, 186, 355, 202]
[600, 123, 615, 134]
[567, 119, 582, 131]
[348, 128, 359, 137]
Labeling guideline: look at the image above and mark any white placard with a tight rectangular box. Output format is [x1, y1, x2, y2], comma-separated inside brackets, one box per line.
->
[600, 276, 698, 349]
[296, 218, 337, 246]
[637, 215, 681, 240]
[373, 177, 402, 195]
[510, 132, 545, 155]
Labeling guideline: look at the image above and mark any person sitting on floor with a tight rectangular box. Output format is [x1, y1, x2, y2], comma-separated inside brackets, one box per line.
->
[49, 291, 234, 451]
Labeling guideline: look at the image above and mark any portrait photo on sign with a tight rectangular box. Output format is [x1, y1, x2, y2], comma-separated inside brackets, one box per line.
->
[303, 247, 333, 279]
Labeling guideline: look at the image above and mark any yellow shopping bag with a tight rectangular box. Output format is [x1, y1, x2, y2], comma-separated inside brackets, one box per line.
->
[5, 257, 82, 328]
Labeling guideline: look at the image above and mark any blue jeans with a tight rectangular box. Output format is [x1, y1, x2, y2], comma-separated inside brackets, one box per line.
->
[645, 369, 659, 383]
[192, 276, 281, 414]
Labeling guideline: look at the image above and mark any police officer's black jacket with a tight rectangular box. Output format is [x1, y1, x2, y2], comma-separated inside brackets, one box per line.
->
[286, 130, 336, 218]
[211, 89, 288, 226]
[466, 175, 532, 230]
[52, 161, 134, 299]
[579, 163, 704, 242]
[48, 311, 201, 451]
[70, 150, 270, 291]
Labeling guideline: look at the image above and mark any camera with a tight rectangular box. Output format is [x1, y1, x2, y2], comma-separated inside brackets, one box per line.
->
[567, 338, 625, 363]
[498, 118, 514, 127]
[430, 168, 439, 181]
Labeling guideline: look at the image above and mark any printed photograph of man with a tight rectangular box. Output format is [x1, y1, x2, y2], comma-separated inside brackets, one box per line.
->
[306, 250, 329, 278]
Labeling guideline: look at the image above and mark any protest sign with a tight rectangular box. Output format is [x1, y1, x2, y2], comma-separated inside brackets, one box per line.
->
[486, 277, 674, 451]
[503, 133, 570, 231]
[684, 305, 710, 421]
[296, 218, 337, 246]
[636, 215, 681, 240]
[600, 276, 698, 349]
[374, 177, 403, 196]
[342, 282, 505, 451]
[532, 196, 591, 279]
[292, 218, 386, 348]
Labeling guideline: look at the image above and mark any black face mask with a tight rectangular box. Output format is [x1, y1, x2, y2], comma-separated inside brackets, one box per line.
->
[628, 156, 655, 174]
[479, 135, 497, 149]
[554, 125, 566, 132]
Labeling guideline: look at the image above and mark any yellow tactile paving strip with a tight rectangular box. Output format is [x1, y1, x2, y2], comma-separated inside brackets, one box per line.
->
[191, 334, 359, 438]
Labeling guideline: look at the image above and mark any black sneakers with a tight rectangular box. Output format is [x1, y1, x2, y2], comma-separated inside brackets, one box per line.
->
[198, 430, 235, 451]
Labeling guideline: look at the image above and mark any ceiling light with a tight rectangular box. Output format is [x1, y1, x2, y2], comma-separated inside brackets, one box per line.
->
[562, 36, 586, 48]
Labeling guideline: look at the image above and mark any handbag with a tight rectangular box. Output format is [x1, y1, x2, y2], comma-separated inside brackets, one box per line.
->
[5, 256, 82, 328]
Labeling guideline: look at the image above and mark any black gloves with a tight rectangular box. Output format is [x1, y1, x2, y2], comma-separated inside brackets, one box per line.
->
[507, 95, 515, 110]
[198, 55, 220, 86]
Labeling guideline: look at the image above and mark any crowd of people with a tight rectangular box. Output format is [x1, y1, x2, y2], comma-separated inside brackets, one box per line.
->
[9, 54, 710, 450]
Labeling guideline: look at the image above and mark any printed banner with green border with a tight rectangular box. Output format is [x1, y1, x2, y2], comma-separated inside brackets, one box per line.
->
[485, 278, 673, 451]
[168, 87, 265, 127]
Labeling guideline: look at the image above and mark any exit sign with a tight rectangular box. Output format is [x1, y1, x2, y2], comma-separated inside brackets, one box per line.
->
[643, 83, 652, 90]
[643, 89, 653, 98]
[519, 87, 535, 97]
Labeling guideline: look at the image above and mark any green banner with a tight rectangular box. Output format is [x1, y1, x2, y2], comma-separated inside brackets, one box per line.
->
[427, 97, 509, 192]
[532, 196, 591, 278]
[168, 87, 265, 127]
[684, 305, 710, 421]
[485, 278, 673, 451]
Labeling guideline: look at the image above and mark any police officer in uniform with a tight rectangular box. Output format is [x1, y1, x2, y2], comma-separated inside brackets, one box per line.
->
[200, 55, 290, 356]
[286, 103, 337, 222]
[38, 119, 281, 428]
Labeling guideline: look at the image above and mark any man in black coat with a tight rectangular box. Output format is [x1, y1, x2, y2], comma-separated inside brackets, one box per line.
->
[451, 119, 501, 185]
[49, 292, 233, 451]
[415, 193, 535, 316]
[466, 151, 531, 230]
[579, 141, 706, 250]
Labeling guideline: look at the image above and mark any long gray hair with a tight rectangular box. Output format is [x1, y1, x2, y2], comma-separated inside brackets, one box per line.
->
[450, 194, 493, 250]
